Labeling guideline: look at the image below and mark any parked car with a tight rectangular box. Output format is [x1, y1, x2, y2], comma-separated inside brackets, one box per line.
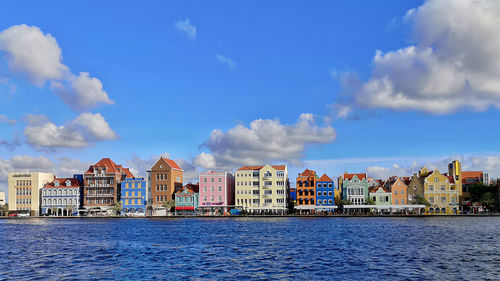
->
[17, 213, 30, 217]
[8, 213, 17, 217]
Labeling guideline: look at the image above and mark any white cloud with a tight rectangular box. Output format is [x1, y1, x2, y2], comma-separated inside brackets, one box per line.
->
[70, 112, 118, 141]
[24, 113, 118, 149]
[174, 19, 197, 39]
[216, 54, 236, 70]
[347, 0, 500, 114]
[0, 24, 114, 111]
[0, 77, 17, 94]
[0, 24, 68, 85]
[51, 72, 114, 111]
[194, 113, 336, 169]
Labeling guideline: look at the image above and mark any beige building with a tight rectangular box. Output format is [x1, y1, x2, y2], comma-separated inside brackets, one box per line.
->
[0, 192, 5, 206]
[8, 172, 55, 216]
[235, 165, 289, 213]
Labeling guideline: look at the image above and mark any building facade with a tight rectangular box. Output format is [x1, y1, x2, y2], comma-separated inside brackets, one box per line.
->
[83, 158, 133, 215]
[369, 185, 392, 205]
[316, 174, 335, 210]
[121, 177, 147, 216]
[385, 177, 408, 205]
[235, 165, 288, 213]
[147, 156, 183, 214]
[0, 192, 5, 206]
[341, 173, 369, 205]
[296, 169, 317, 207]
[8, 172, 55, 216]
[41, 178, 82, 216]
[199, 171, 235, 214]
[407, 174, 425, 204]
[422, 167, 460, 215]
[175, 184, 199, 214]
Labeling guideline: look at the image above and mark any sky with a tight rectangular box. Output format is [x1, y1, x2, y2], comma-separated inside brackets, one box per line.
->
[2, 0, 500, 195]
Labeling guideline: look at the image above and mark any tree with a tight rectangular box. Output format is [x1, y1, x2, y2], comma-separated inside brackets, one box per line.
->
[480, 192, 495, 210]
[163, 200, 175, 212]
[111, 200, 122, 216]
[0, 204, 8, 216]
[414, 195, 431, 207]
[365, 198, 376, 205]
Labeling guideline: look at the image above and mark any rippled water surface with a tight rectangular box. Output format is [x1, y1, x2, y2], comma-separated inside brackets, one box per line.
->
[0, 217, 499, 280]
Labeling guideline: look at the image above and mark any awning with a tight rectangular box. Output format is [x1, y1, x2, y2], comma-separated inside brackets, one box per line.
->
[175, 206, 195, 210]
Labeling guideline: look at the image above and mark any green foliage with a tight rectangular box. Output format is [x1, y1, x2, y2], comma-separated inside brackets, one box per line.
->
[111, 200, 122, 215]
[414, 195, 431, 207]
[0, 204, 8, 216]
[365, 198, 376, 205]
[163, 200, 175, 212]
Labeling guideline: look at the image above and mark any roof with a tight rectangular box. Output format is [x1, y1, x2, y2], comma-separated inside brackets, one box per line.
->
[161, 157, 183, 170]
[298, 169, 316, 178]
[369, 185, 390, 193]
[402, 177, 411, 185]
[177, 183, 199, 194]
[44, 178, 81, 188]
[236, 165, 286, 171]
[84, 158, 134, 177]
[318, 174, 333, 182]
[344, 172, 367, 181]
[462, 171, 483, 179]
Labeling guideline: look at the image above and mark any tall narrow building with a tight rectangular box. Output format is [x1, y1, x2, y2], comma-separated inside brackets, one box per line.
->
[83, 158, 133, 215]
[8, 172, 55, 216]
[147, 156, 183, 214]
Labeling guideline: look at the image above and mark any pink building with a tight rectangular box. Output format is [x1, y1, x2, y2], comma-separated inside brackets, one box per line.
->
[199, 171, 235, 214]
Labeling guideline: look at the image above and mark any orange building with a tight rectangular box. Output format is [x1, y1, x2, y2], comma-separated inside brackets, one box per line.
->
[296, 169, 318, 206]
[384, 177, 408, 205]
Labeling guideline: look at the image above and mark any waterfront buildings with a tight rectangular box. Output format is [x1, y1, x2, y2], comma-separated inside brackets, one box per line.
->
[8, 172, 55, 216]
[341, 172, 369, 205]
[83, 158, 133, 215]
[121, 177, 147, 216]
[147, 156, 184, 215]
[296, 169, 318, 208]
[198, 171, 235, 215]
[316, 174, 335, 211]
[41, 178, 82, 216]
[175, 183, 199, 215]
[235, 165, 288, 213]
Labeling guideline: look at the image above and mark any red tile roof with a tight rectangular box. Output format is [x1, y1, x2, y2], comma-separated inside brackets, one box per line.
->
[162, 157, 183, 170]
[237, 165, 286, 171]
[44, 178, 81, 188]
[344, 172, 367, 180]
[84, 158, 134, 178]
[369, 185, 389, 193]
[177, 183, 199, 193]
[462, 171, 483, 179]
[298, 169, 316, 177]
[318, 174, 333, 182]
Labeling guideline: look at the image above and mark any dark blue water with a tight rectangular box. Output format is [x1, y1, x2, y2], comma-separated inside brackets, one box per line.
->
[0, 217, 499, 280]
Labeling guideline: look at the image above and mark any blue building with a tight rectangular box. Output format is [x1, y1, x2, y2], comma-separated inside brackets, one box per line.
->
[121, 178, 147, 216]
[316, 174, 335, 211]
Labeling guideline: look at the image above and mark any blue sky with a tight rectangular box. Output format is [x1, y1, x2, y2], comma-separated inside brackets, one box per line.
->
[1, 0, 500, 191]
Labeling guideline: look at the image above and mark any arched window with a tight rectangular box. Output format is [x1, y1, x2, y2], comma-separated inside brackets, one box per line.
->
[441, 207, 446, 214]
[48, 199, 52, 205]
[58, 199, 62, 205]
[43, 199, 46, 205]
[64, 198, 67, 205]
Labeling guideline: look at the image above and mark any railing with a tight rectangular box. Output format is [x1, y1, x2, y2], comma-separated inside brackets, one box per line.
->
[85, 194, 114, 197]
[87, 184, 111, 188]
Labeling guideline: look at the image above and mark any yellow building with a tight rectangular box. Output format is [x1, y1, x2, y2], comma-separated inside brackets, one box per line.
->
[235, 164, 288, 214]
[8, 172, 55, 216]
[421, 164, 460, 215]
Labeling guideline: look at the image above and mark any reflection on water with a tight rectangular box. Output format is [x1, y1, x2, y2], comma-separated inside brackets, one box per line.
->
[0, 217, 499, 280]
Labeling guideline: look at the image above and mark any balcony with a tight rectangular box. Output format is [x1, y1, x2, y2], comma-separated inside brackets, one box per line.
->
[263, 175, 272, 180]
[87, 184, 110, 188]
[86, 194, 114, 197]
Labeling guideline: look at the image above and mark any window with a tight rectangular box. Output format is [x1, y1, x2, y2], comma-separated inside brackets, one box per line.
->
[218, 186, 222, 192]
[317, 199, 322, 204]
[401, 190, 404, 195]
[211, 186, 214, 192]
[323, 191, 327, 196]
[401, 199, 404, 204]
[203, 196, 207, 202]
[394, 191, 398, 195]
[429, 196, 434, 203]
[317, 191, 321, 196]
[441, 197, 446, 203]
[156, 174, 159, 180]
[429, 185, 434, 191]
[434, 177, 438, 182]
[451, 197, 456, 203]
[203, 187, 207, 192]
[317, 183, 321, 188]
[211, 196, 214, 202]
[203, 178, 207, 182]
[211, 178, 214, 182]
[441, 185, 445, 190]
[395, 199, 399, 204]
[328, 199, 332, 204]
[218, 196, 222, 202]
[218, 178, 222, 182]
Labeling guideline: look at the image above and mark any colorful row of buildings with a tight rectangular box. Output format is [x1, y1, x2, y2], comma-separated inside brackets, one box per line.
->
[6, 156, 495, 216]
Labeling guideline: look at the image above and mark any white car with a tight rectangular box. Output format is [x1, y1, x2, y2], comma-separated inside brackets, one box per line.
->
[17, 213, 30, 217]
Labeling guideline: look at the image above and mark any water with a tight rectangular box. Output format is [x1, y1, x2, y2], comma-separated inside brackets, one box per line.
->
[0, 217, 499, 280]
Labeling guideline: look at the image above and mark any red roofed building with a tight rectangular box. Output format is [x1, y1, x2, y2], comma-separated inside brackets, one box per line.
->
[83, 158, 134, 214]
[296, 169, 318, 208]
[147, 156, 184, 215]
